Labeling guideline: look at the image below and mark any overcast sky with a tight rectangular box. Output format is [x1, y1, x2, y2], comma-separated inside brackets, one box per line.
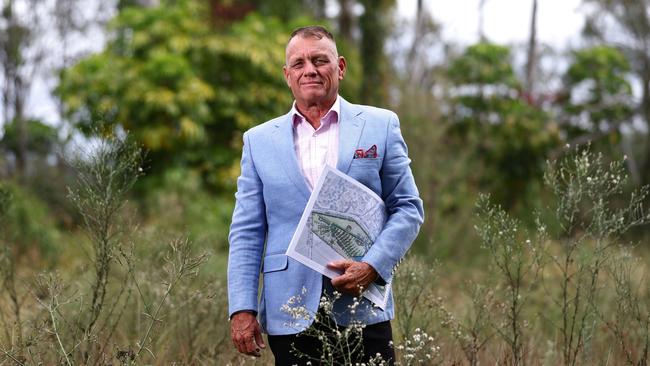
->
[20, 0, 589, 127]
[398, 0, 586, 48]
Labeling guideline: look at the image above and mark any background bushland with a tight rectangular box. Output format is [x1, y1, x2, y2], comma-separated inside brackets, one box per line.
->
[2, 0, 650, 364]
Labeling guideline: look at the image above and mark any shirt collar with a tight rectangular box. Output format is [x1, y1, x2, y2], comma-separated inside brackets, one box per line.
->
[291, 95, 341, 127]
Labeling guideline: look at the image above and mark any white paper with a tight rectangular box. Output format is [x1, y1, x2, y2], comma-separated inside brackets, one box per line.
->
[286, 165, 390, 309]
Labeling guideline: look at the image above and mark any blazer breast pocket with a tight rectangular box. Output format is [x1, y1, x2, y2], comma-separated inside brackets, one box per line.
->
[349, 158, 382, 195]
[351, 157, 382, 167]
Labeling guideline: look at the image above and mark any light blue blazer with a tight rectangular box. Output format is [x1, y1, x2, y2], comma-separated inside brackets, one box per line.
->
[228, 98, 424, 335]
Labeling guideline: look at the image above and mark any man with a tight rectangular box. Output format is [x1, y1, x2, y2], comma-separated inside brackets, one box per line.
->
[228, 25, 423, 365]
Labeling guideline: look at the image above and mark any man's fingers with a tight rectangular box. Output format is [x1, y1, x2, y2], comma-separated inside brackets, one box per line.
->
[331, 273, 362, 295]
[244, 334, 261, 357]
[254, 323, 266, 349]
[235, 332, 260, 356]
[234, 333, 249, 354]
[331, 262, 377, 294]
[331, 272, 351, 287]
[234, 335, 246, 354]
[327, 259, 353, 271]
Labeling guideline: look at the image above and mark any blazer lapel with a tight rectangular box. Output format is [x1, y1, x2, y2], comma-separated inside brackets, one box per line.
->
[271, 114, 311, 200]
[337, 98, 366, 174]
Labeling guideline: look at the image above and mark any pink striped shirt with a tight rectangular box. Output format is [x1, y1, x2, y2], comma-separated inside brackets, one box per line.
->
[291, 96, 341, 190]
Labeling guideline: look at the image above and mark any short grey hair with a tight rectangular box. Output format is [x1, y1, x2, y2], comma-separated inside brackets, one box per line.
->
[288, 25, 335, 43]
[285, 25, 339, 65]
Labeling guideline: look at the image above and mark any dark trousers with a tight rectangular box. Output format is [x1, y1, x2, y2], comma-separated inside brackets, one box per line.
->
[268, 316, 395, 366]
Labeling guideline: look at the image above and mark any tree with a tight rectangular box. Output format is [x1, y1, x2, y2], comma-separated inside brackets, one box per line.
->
[562, 46, 633, 140]
[358, 0, 394, 106]
[560, 46, 636, 179]
[0, 0, 44, 178]
[57, 1, 325, 191]
[525, 0, 538, 93]
[0, 0, 109, 181]
[582, 0, 650, 185]
[478, 0, 489, 41]
[446, 43, 559, 208]
[209, 0, 326, 23]
[338, 0, 354, 42]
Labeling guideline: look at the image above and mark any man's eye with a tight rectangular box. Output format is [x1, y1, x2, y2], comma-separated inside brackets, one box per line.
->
[314, 59, 327, 66]
[292, 62, 303, 68]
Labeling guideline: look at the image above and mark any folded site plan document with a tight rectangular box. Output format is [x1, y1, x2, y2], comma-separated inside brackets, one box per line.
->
[286, 165, 389, 309]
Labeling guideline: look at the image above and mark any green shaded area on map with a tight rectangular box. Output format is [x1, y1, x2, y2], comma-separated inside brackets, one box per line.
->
[310, 211, 373, 259]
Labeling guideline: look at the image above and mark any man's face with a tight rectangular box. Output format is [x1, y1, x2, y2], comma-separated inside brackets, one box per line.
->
[283, 36, 346, 107]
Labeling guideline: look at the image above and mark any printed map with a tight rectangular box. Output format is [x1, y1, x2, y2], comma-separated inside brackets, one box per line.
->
[286, 166, 389, 309]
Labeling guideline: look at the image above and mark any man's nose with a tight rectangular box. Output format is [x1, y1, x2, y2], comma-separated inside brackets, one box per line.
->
[303, 61, 317, 76]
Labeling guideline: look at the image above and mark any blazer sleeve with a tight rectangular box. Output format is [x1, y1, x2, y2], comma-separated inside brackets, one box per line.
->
[362, 113, 424, 284]
[227, 131, 267, 317]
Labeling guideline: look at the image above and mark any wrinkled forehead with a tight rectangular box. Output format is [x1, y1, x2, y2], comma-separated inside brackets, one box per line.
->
[285, 35, 339, 63]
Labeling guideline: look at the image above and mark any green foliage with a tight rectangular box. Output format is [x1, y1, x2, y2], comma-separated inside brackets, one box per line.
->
[544, 147, 648, 239]
[0, 181, 60, 258]
[57, 1, 307, 190]
[563, 46, 633, 138]
[0, 119, 60, 156]
[143, 166, 233, 257]
[448, 43, 520, 88]
[603, 247, 650, 365]
[580, 0, 650, 185]
[0, 184, 10, 220]
[0, 118, 81, 228]
[248, 0, 323, 21]
[429, 148, 650, 365]
[542, 147, 650, 365]
[446, 42, 560, 209]
[393, 257, 438, 341]
[474, 194, 543, 364]
[65, 134, 144, 348]
[67, 135, 143, 249]
[0, 132, 215, 365]
[396, 79, 482, 260]
[3, 143, 650, 364]
[566, 46, 631, 95]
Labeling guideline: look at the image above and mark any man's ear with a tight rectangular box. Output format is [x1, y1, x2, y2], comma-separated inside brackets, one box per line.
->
[338, 56, 347, 80]
[282, 65, 291, 87]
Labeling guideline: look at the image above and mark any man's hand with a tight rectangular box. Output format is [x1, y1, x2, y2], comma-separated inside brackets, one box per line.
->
[328, 260, 379, 296]
[230, 311, 266, 357]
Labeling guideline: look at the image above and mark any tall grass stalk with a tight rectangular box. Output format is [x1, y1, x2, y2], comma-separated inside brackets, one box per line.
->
[0, 184, 25, 363]
[393, 257, 438, 342]
[600, 247, 650, 365]
[66, 137, 143, 340]
[434, 282, 495, 366]
[474, 194, 543, 365]
[543, 148, 650, 366]
[0, 135, 212, 365]
[64, 136, 143, 363]
[129, 237, 208, 365]
[33, 273, 73, 366]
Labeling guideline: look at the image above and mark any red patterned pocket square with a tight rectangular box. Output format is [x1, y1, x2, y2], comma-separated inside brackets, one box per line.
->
[353, 144, 378, 159]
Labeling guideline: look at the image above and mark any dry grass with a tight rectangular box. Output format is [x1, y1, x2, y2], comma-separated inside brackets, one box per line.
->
[1, 142, 649, 365]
